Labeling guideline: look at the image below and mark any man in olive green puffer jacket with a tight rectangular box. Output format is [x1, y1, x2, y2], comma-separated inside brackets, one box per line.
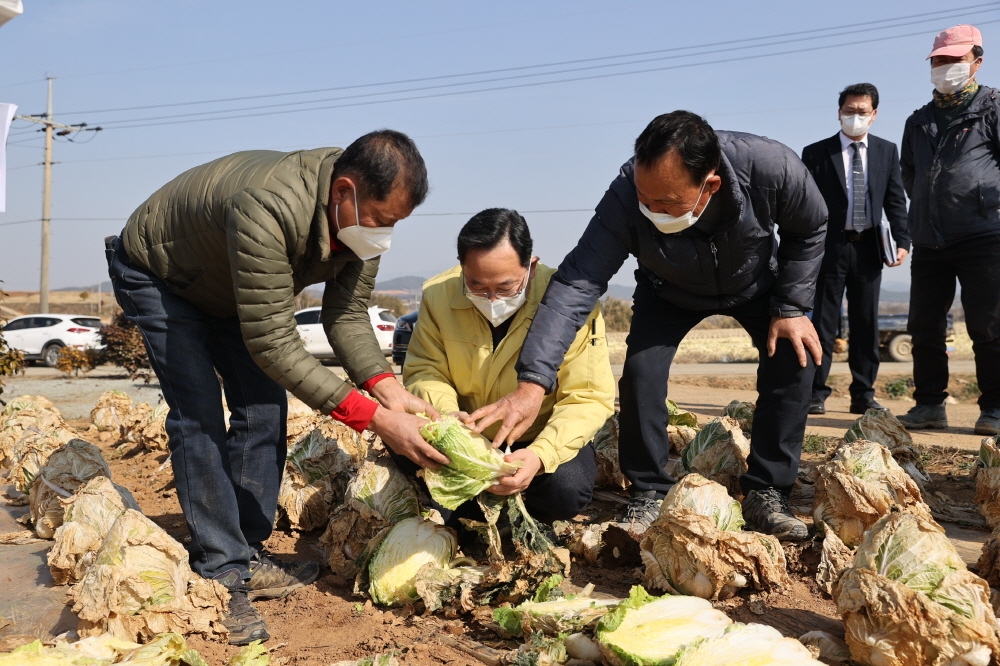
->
[106, 130, 447, 645]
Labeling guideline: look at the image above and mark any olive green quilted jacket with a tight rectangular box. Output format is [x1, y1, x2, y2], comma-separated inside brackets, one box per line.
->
[121, 148, 392, 414]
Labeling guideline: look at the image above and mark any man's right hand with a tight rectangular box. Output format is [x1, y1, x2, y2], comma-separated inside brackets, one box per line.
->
[467, 381, 546, 449]
[369, 406, 450, 470]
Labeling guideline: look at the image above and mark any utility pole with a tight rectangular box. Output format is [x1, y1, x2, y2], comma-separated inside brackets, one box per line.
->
[15, 78, 101, 313]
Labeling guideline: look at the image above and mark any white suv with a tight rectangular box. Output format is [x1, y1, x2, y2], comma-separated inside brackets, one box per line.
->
[1, 314, 105, 367]
[294, 306, 396, 361]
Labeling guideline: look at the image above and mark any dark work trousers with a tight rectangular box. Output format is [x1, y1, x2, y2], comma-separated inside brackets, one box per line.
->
[106, 236, 287, 581]
[618, 274, 815, 497]
[391, 441, 597, 525]
[811, 230, 883, 404]
[908, 234, 1000, 410]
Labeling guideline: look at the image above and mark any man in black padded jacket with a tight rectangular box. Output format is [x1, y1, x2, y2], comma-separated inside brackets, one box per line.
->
[468, 111, 828, 542]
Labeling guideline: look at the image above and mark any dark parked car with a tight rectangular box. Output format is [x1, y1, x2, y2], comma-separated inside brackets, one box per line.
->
[838, 312, 955, 362]
[392, 310, 419, 367]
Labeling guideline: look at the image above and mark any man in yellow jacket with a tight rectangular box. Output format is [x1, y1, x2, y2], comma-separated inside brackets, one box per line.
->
[403, 208, 615, 524]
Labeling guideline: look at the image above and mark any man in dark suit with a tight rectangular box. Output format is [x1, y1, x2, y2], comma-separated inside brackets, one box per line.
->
[801, 83, 910, 415]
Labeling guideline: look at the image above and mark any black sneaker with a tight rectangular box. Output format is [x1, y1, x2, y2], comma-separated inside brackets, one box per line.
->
[615, 494, 662, 535]
[976, 409, 1000, 437]
[247, 550, 320, 601]
[213, 568, 270, 646]
[741, 488, 809, 542]
[850, 400, 887, 415]
[808, 400, 826, 415]
[897, 404, 948, 430]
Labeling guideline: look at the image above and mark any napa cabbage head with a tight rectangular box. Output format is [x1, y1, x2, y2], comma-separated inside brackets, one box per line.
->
[853, 510, 965, 597]
[368, 516, 458, 606]
[673, 623, 823, 665]
[594, 586, 732, 666]
[419, 417, 522, 510]
[660, 474, 744, 532]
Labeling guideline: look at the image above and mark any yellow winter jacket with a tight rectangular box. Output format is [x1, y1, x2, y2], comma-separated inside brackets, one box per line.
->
[403, 264, 615, 473]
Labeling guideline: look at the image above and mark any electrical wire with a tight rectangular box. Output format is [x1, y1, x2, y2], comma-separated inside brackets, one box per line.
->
[60, 3, 994, 117]
[90, 17, 1000, 131]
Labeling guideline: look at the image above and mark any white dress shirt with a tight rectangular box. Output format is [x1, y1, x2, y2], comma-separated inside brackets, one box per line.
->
[839, 131, 871, 231]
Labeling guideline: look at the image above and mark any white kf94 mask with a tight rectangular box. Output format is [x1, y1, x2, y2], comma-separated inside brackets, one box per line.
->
[638, 178, 710, 234]
[334, 185, 393, 260]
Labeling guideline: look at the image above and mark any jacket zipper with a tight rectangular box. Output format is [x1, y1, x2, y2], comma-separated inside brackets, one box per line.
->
[709, 240, 722, 294]
[922, 104, 987, 248]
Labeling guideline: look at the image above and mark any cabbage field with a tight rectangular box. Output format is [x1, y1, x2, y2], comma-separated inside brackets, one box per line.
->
[1, 391, 997, 665]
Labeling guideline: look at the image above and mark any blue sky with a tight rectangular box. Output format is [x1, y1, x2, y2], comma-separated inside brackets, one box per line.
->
[1, 1, 996, 293]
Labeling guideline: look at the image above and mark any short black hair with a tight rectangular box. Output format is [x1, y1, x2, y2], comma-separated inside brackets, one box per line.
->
[333, 129, 429, 208]
[973, 45, 985, 59]
[838, 83, 879, 110]
[633, 111, 721, 185]
[457, 208, 533, 267]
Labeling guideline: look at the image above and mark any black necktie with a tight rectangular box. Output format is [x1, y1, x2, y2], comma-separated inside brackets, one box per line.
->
[851, 142, 866, 232]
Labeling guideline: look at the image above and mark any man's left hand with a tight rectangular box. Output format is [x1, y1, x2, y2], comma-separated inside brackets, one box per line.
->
[369, 378, 441, 420]
[487, 448, 543, 496]
[888, 247, 909, 268]
[767, 316, 822, 368]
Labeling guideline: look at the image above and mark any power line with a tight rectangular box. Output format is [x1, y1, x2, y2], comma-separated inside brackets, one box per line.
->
[89, 16, 1000, 132]
[0, 217, 123, 228]
[0, 210, 593, 229]
[48, 4, 656, 84]
[61, 3, 994, 118]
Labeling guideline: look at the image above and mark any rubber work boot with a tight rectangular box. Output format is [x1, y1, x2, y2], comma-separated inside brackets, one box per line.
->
[976, 409, 1000, 437]
[247, 550, 321, 601]
[213, 569, 269, 646]
[741, 488, 809, 542]
[897, 404, 948, 430]
[615, 494, 662, 535]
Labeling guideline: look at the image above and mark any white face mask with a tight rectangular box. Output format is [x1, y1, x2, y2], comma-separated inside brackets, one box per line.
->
[464, 270, 530, 327]
[638, 178, 710, 234]
[931, 62, 973, 94]
[334, 185, 393, 260]
[840, 114, 872, 137]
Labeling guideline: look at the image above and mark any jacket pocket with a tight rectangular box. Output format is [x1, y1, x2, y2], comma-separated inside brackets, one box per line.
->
[166, 268, 204, 295]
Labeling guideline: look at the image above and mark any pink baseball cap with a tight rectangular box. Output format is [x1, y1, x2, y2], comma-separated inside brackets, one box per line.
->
[927, 24, 982, 59]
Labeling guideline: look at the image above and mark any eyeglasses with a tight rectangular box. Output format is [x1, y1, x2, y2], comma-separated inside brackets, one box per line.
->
[462, 269, 529, 300]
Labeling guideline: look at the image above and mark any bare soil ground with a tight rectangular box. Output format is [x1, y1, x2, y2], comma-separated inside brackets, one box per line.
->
[3, 367, 992, 664]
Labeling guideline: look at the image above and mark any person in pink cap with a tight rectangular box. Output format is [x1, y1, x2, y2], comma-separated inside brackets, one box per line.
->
[898, 24, 1000, 436]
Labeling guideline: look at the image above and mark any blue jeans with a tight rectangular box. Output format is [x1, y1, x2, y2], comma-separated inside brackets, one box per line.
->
[106, 236, 287, 581]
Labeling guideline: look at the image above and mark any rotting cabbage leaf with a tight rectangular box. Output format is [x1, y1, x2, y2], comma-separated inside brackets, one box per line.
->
[812, 439, 928, 547]
[419, 416, 522, 510]
[667, 400, 698, 429]
[845, 408, 928, 487]
[835, 510, 1000, 666]
[594, 413, 628, 490]
[659, 473, 744, 532]
[641, 475, 786, 600]
[319, 453, 420, 576]
[679, 417, 749, 494]
[976, 436, 1000, 529]
[673, 622, 822, 665]
[493, 595, 619, 637]
[0, 631, 209, 666]
[29, 439, 113, 539]
[367, 516, 458, 606]
[226, 640, 269, 666]
[71, 509, 228, 641]
[721, 400, 754, 433]
[594, 586, 732, 666]
[278, 428, 353, 531]
[49, 475, 140, 585]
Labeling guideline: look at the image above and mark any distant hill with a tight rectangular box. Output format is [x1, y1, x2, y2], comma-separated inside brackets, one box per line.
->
[55, 281, 113, 293]
[604, 284, 635, 301]
[374, 275, 426, 293]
